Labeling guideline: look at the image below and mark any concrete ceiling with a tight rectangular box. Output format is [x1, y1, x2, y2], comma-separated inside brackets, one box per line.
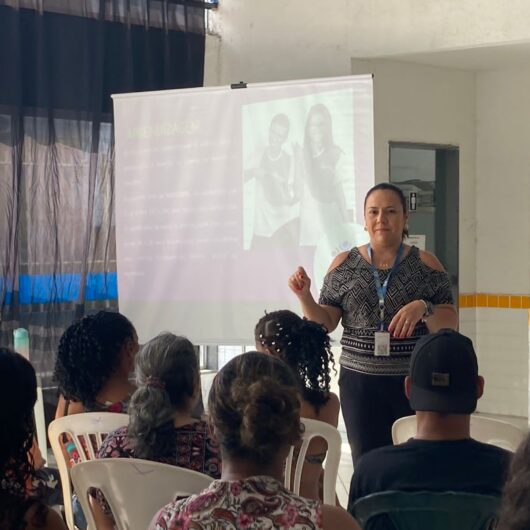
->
[367, 41, 530, 71]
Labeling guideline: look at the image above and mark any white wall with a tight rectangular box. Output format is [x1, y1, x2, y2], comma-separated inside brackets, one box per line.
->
[475, 68, 530, 296]
[473, 67, 530, 417]
[206, 0, 530, 86]
[350, 59, 477, 296]
[205, 1, 530, 419]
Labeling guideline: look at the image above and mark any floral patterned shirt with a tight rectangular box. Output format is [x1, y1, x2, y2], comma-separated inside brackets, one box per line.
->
[151, 475, 323, 530]
[98, 420, 221, 478]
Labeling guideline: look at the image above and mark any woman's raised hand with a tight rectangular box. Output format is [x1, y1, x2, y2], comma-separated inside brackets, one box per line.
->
[288, 266, 312, 298]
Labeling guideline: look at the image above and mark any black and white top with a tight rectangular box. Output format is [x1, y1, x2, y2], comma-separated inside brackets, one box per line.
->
[319, 246, 454, 376]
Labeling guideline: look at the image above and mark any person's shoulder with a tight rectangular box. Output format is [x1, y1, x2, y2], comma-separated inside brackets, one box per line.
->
[55, 395, 84, 418]
[354, 444, 400, 472]
[319, 392, 340, 427]
[321, 504, 361, 530]
[418, 249, 445, 272]
[98, 424, 130, 457]
[470, 438, 513, 460]
[326, 246, 360, 274]
[148, 504, 180, 530]
[105, 424, 129, 440]
[326, 391, 340, 412]
[362, 441, 406, 459]
[301, 393, 339, 426]
[326, 251, 349, 274]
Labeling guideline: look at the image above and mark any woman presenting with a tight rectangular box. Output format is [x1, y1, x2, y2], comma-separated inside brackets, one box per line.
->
[289, 182, 457, 463]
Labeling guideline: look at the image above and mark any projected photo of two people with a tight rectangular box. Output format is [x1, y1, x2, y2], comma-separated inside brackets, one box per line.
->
[244, 101, 355, 250]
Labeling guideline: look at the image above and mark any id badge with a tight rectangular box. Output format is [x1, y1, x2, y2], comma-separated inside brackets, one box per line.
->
[374, 331, 391, 357]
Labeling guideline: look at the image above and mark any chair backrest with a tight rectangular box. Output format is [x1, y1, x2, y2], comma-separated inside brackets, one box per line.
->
[391, 416, 417, 445]
[284, 417, 342, 505]
[469, 415, 525, 451]
[70, 458, 213, 530]
[34, 384, 48, 461]
[48, 412, 129, 530]
[352, 490, 501, 530]
[392, 414, 525, 452]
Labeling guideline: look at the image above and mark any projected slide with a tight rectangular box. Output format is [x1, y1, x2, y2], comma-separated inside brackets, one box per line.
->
[243, 92, 356, 249]
[113, 75, 374, 344]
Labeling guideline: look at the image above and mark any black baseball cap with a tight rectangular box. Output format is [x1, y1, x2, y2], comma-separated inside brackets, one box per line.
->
[409, 330, 479, 414]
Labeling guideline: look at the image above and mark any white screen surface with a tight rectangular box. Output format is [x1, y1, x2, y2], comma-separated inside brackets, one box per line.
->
[113, 75, 374, 344]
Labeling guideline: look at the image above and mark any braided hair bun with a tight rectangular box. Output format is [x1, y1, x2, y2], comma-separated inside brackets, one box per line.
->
[208, 352, 302, 464]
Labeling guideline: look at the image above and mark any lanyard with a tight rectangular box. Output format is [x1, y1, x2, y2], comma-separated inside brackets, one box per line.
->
[367, 243, 404, 330]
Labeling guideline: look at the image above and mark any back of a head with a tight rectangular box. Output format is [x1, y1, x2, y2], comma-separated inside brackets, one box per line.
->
[0, 348, 40, 529]
[208, 351, 302, 465]
[409, 329, 479, 415]
[128, 333, 198, 460]
[54, 310, 136, 408]
[498, 433, 530, 530]
[254, 310, 334, 412]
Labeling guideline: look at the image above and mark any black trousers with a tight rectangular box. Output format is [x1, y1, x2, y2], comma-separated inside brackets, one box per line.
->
[339, 366, 413, 465]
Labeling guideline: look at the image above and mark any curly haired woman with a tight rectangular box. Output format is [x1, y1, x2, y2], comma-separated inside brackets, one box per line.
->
[54, 310, 138, 424]
[53, 310, 138, 528]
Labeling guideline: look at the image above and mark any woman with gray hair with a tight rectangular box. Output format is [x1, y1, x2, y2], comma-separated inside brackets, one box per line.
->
[93, 333, 220, 529]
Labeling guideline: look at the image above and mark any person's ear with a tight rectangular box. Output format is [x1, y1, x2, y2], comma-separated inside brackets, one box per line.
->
[476, 375, 485, 400]
[404, 376, 412, 399]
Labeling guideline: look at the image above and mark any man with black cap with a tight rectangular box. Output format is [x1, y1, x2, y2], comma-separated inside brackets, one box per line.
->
[348, 329, 511, 513]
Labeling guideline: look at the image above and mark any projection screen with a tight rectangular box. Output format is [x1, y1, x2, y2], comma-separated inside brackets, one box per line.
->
[113, 75, 374, 344]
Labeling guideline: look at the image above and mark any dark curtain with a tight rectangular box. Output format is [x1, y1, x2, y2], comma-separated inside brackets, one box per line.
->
[0, 0, 206, 385]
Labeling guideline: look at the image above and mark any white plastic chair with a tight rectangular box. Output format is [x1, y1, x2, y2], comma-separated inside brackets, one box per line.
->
[70, 458, 213, 530]
[284, 417, 342, 505]
[469, 415, 525, 451]
[48, 412, 129, 530]
[392, 414, 525, 451]
[34, 383, 48, 460]
[391, 415, 417, 445]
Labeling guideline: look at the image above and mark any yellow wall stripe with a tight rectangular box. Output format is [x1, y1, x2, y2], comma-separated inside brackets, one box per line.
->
[459, 293, 530, 309]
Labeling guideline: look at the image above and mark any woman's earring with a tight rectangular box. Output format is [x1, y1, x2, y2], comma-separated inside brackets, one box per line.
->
[364, 226, 367, 231]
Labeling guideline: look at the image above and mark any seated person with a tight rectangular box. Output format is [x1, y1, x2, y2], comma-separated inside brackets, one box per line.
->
[0, 347, 67, 530]
[348, 330, 511, 527]
[54, 311, 138, 427]
[255, 309, 340, 501]
[150, 351, 359, 530]
[498, 432, 530, 530]
[93, 332, 220, 529]
[53, 310, 139, 529]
